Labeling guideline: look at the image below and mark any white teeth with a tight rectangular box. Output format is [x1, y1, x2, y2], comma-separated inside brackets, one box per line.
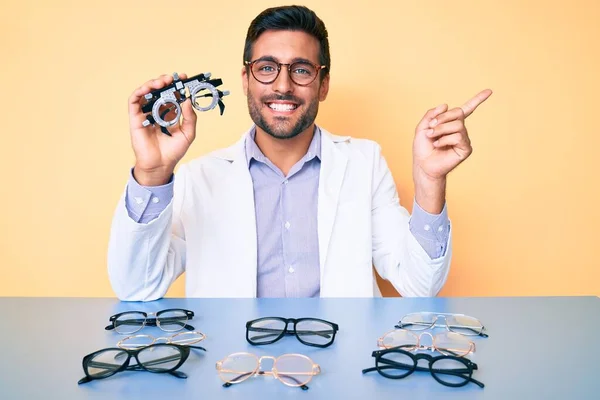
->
[268, 103, 297, 111]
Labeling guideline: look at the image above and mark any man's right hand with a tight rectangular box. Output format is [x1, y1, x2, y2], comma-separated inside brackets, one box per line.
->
[128, 73, 197, 186]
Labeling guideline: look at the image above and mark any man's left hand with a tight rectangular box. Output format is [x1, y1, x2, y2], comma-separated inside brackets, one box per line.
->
[413, 89, 493, 181]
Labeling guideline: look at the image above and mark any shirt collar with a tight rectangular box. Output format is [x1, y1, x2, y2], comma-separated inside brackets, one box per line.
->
[245, 125, 322, 167]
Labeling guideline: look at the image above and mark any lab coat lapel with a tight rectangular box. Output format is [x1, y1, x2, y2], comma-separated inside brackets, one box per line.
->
[317, 129, 348, 282]
[214, 131, 258, 296]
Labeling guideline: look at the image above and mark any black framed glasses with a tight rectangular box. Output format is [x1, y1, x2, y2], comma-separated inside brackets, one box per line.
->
[244, 59, 326, 86]
[104, 309, 195, 334]
[246, 317, 339, 348]
[77, 343, 206, 384]
[362, 347, 484, 388]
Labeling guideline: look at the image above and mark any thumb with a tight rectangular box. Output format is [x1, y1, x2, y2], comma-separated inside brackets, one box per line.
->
[415, 103, 448, 133]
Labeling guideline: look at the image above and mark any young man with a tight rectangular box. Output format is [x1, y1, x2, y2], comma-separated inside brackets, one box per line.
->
[108, 5, 491, 300]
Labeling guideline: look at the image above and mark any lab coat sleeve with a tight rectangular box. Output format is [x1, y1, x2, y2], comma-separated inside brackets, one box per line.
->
[370, 144, 452, 296]
[107, 165, 190, 301]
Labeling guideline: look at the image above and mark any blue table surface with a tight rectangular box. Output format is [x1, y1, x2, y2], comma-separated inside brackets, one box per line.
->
[0, 296, 599, 399]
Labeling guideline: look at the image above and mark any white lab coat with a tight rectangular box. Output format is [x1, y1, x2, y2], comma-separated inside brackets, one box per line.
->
[108, 126, 452, 300]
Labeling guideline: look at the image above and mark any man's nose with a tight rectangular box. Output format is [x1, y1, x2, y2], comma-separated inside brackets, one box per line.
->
[272, 67, 294, 93]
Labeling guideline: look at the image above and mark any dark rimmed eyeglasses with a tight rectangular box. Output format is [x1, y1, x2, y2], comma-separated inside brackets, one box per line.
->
[105, 309, 195, 334]
[362, 347, 485, 388]
[246, 317, 339, 348]
[77, 343, 206, 384]
[244, 59, 327, 86]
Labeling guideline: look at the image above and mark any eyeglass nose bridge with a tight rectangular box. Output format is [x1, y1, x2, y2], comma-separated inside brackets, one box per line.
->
[429, 314, 450, 328]
[415, 331, 435, 351]
[257, 356, 277, 377]
[270, 63, 296, 87]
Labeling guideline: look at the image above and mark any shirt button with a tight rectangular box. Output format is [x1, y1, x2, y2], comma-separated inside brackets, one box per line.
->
[424, 224, 431, 231]
[151, 197, 160, 204]
[283, 180, 289, 185]
[284, 221, 291, 229]
[438, 226, 443, 232]
[288, 266, 295, 273]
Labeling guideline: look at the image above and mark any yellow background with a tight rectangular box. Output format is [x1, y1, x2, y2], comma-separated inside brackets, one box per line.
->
[1, 0, 598, 298]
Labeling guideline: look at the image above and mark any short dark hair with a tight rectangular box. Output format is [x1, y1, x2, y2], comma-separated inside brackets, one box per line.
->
[243, 5, 331, 80]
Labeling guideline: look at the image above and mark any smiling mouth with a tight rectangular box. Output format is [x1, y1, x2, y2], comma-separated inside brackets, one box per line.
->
[266, 102, 299, 112]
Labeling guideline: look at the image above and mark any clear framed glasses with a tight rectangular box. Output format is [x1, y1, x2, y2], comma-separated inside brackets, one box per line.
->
[216, 352, 321, 390]
[117, 331, 206, 350]
[77, 343, 206, 384]
[104, 309, 195, 334]
[246, 317, 339, 348]
[378, 329, 475, 357]
[396, 312, 488, 337]
[362, 347, 485, 388]
[244, 59, 327, 86]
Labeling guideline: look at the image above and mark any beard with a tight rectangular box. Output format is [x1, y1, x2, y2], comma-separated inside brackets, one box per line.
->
[247, 90, 320, 140]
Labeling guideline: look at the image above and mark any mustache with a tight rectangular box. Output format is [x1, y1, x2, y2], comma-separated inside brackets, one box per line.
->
[262, 94, 303, 104]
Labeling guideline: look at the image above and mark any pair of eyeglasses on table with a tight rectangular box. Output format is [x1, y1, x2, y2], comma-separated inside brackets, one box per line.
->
[211, 316, 338, 390]
[77, 343, 207, 385]
[104, 308, 195, 334]
[362, 345, 485, 388]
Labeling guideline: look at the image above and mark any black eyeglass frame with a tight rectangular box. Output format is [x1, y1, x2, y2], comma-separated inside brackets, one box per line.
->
[244, 59, 327, 86]
[77, 343, 206, 384]
[245, 317, 339, 348]
[361, 346, 485, 388]
[104, 308, 196, 333]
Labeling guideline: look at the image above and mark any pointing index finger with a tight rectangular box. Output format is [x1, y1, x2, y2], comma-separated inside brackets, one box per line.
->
[461, 89, 493, 118]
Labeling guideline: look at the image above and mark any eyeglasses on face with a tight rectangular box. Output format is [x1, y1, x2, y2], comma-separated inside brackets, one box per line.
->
[378, 329, 476, 357]
[105, 309, 195, 334]
[396, 312, 488, 337]
[77, 343, 206, 384]
[362, 347, 485, 388]
[117, 331, 206, 350]
[246, 317, 339, 347]
[216, 352, 321, 390]
[244, 58, 327, 86]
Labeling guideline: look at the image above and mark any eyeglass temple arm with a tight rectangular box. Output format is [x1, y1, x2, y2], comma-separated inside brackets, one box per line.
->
[394, 324, 488, 337]
[222, 371, 309, 390]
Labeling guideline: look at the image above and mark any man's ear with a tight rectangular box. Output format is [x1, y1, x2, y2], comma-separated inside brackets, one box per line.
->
[241, 66, 249, 96]
[319, 73, 330, 101]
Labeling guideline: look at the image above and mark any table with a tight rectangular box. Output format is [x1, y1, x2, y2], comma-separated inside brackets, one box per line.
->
[0, 296, 598, 399]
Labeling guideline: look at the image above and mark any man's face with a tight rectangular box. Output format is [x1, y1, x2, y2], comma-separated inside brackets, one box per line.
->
[242, 30, 329, 140]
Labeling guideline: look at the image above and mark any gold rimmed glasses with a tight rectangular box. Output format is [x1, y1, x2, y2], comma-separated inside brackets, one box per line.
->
[215, 352, 321, 390]
[378, 329, 475, 357]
